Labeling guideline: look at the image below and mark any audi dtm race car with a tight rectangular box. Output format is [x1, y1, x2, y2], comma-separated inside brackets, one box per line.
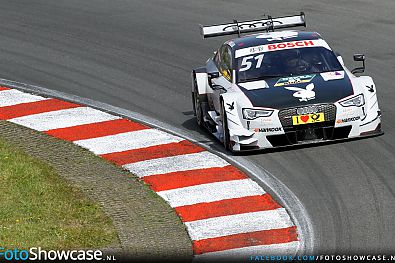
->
[192, 13, 382, 152]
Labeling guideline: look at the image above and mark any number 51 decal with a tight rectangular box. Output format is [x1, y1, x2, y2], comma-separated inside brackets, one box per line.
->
[239, 54, 264, 72]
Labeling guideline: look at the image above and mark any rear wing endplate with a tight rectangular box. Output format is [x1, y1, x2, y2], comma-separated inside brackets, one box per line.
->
[200, 12, 306, 38]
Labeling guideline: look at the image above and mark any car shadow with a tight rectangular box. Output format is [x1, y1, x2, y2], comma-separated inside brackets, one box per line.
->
[180, 116, 229, 152]
[181, 115, 384, 156]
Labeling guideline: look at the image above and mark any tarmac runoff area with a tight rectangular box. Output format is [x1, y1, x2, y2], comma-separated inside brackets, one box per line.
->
[0, 85, 301, 261]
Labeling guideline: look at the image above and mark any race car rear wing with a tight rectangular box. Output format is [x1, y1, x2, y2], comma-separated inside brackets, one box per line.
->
[200, 12, 306, 38]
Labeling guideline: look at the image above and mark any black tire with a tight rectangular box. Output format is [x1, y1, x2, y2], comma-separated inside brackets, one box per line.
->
[220, 101, 232, 151]
[193, 77, 204, 127]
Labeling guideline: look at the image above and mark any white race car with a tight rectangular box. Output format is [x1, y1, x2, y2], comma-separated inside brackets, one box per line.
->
[192, 13, 383, 152]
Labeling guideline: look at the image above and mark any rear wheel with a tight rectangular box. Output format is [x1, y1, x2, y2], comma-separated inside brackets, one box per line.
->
[220, 101, 232, 151]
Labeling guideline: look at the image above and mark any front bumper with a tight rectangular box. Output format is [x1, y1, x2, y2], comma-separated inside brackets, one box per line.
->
[229, 103, 382, 152]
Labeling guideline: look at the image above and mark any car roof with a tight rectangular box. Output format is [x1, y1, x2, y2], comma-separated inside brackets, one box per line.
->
[226, 31, 323, 51]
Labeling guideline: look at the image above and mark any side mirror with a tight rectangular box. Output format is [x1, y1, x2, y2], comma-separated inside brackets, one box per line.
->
[208, 71, 220, 79]
[354, 54, 365, 61]
[207, 71, 220, 88]
[351, 53, 365, 74]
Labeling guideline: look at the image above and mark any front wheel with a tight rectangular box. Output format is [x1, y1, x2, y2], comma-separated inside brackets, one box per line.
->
[220, 102, 232, 151]
[193, 79, 204, 127]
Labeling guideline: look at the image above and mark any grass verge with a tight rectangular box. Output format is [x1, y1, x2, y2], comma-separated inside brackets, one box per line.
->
[0, 137, 119, 249]
[0, 120, 193, 261]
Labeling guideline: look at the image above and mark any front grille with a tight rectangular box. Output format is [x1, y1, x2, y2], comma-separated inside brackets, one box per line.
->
[266, 104, 344, 147]
[278, 104, 337, 128]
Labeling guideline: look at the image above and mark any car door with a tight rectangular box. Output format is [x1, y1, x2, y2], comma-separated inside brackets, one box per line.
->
[210, 44, 233, 113]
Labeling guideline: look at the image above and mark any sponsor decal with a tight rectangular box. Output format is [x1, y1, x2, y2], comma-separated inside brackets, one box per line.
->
[321, 71, 345, 81]
[274, 74, 316, 87]
[260, 118, 273, 123]
[284, 83, 315, 102]
[292, 113, 325, 125]
[254, 127, 282, 133]
[235, 39, 329, 58]
[336, 116, 360, 124]
[268, 40, 315, 51]
[342, 108, 354, 113]
[248, 46, 266, 54]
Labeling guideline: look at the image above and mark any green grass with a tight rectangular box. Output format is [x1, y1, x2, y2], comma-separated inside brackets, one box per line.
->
[0, 138, 119, 249]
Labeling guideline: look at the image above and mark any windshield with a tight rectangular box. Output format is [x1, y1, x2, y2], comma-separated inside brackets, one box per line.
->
[237, 47, 343, 83]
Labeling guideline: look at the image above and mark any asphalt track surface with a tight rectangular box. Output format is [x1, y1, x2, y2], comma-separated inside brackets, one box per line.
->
[0, 0, 394, 254]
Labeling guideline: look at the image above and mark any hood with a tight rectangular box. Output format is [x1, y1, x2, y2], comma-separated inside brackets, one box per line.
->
[238, 71, 354, 109]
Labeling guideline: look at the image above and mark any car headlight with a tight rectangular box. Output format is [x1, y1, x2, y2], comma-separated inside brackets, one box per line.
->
[339, 94, 365, 107]
[242, 108, 274, 120]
